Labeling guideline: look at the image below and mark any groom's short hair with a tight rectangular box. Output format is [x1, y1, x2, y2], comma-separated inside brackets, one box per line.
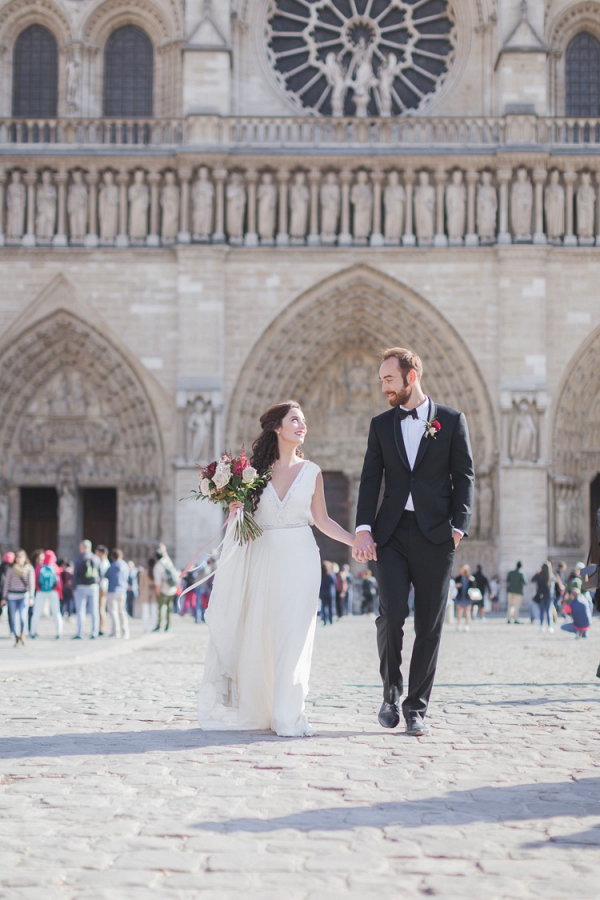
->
[381, 347, 423, 381]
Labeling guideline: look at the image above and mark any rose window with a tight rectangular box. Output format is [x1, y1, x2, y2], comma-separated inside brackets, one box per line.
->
[266, 0, 457, 117]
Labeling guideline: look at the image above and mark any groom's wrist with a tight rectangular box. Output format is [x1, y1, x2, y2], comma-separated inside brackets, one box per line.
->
[356, 525, 372, 534]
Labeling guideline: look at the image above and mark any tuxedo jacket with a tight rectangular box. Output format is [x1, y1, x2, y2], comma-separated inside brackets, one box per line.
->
[356, 400, 474, 546]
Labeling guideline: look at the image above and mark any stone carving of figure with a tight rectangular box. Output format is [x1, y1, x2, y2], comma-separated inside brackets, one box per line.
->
[36, 170, 56, 239]
[320, 172, 340, 241]
[129, 169, 149, 240]
[350, 170, 372, 240]
[477, 171, 497, 241]
[511, 167, 533, 239]
[187, 397, 212, 463]
[226, 172, 246, 240]
[445, 169, 466, 241]
[192, 166, 214, 239]
[544, 169, 564, 240]
[289, 171, 309, 240]
[66, 53, 81, 108]
[352, 38, 375, 118]
[6, 170, 26, 238]
[478, 475, 494, 540]
[160, 171, 179, 242]
[67, 170, 88, 240]
[509, 399, 537, 462]
[324, 52, 348, 117]
[99, 171, 119, 241]
[555, 484, 580, 546]
[383, 171, 405, 242]
[576, 171, 596, 240]
[0, 481, 9, 540]
[378, 53, 402, 117]
[57, 463, 77, 537]
[414, 171, 435, 243]
[258, 172, 277, 242]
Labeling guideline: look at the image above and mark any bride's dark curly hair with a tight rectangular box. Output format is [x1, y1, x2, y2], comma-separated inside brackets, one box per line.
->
[249, 400, 304, 512]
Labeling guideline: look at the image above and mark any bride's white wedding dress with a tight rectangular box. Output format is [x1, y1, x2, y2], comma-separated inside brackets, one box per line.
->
[197, 460, 322, 736]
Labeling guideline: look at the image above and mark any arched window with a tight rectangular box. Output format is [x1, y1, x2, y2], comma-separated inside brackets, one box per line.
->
[104, 25, 153, 117]
[566, 32, 600, 117]
[12, 24, 58, 117]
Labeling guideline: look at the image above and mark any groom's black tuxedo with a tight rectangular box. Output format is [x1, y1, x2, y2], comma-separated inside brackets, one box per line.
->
[357, 398, 474, 722]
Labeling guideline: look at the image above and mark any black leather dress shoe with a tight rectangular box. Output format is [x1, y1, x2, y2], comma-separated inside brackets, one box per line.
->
[405, 716, 430, 737]
[378, 701, 400, 729]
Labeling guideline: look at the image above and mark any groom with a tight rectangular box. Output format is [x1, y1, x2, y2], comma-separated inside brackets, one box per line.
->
[353, 348, 474, 736]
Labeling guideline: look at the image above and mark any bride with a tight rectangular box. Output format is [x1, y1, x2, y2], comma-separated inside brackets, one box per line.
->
[197, 400, 354, 736]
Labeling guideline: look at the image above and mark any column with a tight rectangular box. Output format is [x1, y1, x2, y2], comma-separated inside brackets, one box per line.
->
[23, 171, 37, 247]
[497, 168, 512, 244]
[402, 169, 416, 246]
[434, 168, 448, 247]
[596, 170, 600, 246]
[147, 172, 161, 247]
[563, 171, 577, 247]
[0, 168, 5, 247]
[116, 172, 129, 247]
[178, 167, 192, 244]
[370, 171, 384, 247]
[532, 169, 547, 245]
[308, 168, 320, 246]
[53, 171, 68, 247]
[212, 168, 226, 243]
[276, 169, 290, 246]
[244, 170, 258, 247]
[338, 170, 352, 246]
[84, 171, 99, 247]
[465, 169, 478, 246]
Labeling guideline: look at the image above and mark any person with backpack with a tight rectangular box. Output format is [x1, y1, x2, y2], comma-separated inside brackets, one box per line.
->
[2, 549, 35, 647]
[30, 550, 63, 640]
[153, 545, 179, 632]
[72, 539, 102, 639]
[105, 548, 131, 640]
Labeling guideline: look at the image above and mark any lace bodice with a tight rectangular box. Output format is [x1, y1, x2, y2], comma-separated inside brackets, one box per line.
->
[254, 461, 320, 531]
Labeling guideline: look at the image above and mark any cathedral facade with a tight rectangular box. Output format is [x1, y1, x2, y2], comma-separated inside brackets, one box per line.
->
[0, 0, 599, 582]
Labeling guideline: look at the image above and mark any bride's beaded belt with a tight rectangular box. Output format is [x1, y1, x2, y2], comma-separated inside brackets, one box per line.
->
[261, 522, 310, 531]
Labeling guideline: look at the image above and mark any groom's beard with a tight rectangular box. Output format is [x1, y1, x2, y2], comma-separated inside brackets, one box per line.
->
[385, 383, 413, 408]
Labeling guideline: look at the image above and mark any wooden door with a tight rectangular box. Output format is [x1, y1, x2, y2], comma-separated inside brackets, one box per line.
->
[20, 487, 58, 558]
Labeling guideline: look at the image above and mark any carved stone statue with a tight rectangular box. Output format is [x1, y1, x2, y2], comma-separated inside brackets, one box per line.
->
[352, 38, 375, 118]
[576, 172, 595, 240]
[414, 171, 435, 243]
[6, 170, 26, 238]
[99, 171, 119, 241]
[509, 399, 537, 462]
[57, 463, 77, 537]
[67, 170, 88, 240]
[544, 169, 564, 240]
[66, 53, 81, 108]
[350, 170, 372, 240]
[324, 52, 348, 117]
[36, 170, 56, 239]
[378, 53, 402, 117]
[289, 172, 309, 240]
[445, 170, 466, 241]
[226, 172, 246, 240]
[555, 483, 582, 546]
[384, 171, 405, 243]
[258, 172, 277, 242]
[477, 171, 497, 241]
[160, 171, 179, 242]
[187, 397, 213, 463]
[477, 474, 494, 540]
[511, 167, 533, 239]
[192, 167, 214, 239]
[320, 172, 340, 241]
[0, 482, 9, 541]
[128, 170, 149, 240]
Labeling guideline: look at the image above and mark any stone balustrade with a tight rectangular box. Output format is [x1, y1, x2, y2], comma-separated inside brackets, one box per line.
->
[2, 159, 600, 249]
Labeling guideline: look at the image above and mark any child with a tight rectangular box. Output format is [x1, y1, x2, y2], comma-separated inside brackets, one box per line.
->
[569, 588, 594, 639]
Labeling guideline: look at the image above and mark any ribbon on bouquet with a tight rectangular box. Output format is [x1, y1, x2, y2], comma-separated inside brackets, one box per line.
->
[177, 508, 242, 605]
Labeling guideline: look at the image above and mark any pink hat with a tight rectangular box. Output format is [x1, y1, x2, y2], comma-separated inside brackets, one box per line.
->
[3, 552, 15, 564]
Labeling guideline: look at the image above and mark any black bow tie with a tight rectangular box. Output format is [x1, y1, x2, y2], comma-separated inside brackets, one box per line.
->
[397, 407, 419, 421]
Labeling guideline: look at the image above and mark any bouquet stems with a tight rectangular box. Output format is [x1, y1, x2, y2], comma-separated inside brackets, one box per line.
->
[234, 509, 263, 545]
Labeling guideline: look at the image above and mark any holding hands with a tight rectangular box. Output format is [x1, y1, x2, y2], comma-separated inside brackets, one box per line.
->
[352, 530, 377, 563]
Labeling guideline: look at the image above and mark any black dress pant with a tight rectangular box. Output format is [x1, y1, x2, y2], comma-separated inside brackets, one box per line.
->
[374, 511, 455, 720]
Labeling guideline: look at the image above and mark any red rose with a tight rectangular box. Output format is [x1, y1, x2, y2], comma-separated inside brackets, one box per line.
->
[432, 420, 441, 432]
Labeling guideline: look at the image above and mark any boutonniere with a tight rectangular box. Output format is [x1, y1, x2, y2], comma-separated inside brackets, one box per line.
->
[424, 418, 441, 439]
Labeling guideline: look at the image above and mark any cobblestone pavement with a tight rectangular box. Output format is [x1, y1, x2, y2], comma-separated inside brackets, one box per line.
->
[1, 609, 599, 900]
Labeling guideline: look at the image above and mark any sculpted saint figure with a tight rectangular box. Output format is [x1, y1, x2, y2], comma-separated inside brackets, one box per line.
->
[289, 172, 309, 240]
[510, 400, 537, 462]
[160, 171, 180, 242]
[384, 171, 405, 242]
[129, 169, 149, 240]
[511, 167, 533, 239]
[99, 171, 119, 241]
[226, 172, 246, 240]
[258, 173, 277, 241]
[320, 172, 340, 241]
[378, 53, 402, 117]
[414, 171, 435, 242]
[67, 170, 88, 240]
[352, 38, 375, 117]
[324, 52, 348, 117]
[192, 167, 214, 239]
[445, 170, 466, 241]
[187, 397, 212, 463]
[351, 170, 373, 240]
[477, 171, 497, 240]
[6, 170, 26, 238]
[36, 170, 57, 239]
[66, 54, 81, 108]
[576, 172, 595, 239]
[544, 170, 564, 240]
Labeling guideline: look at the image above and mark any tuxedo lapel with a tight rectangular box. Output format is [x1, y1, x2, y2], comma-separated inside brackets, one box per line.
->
[413, 399, 436, 471]
[392, 410, 411, 471]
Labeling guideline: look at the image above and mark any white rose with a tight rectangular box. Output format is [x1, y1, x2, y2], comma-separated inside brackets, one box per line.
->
[199, 478, 211, 497]
[242, 466, 258, 484]
[213, 463, 232, 490]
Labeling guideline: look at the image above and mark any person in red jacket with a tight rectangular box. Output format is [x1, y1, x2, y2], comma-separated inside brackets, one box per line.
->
[31, 550, 63, 640]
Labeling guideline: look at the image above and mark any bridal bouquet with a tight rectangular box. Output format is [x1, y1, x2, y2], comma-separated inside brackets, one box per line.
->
[193, 449, 269, 545]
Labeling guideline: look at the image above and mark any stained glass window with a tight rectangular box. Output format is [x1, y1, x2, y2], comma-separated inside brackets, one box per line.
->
[12, 24, 58, 117]
[566, 32, 600, 117]
[104, 25, 153, 117]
